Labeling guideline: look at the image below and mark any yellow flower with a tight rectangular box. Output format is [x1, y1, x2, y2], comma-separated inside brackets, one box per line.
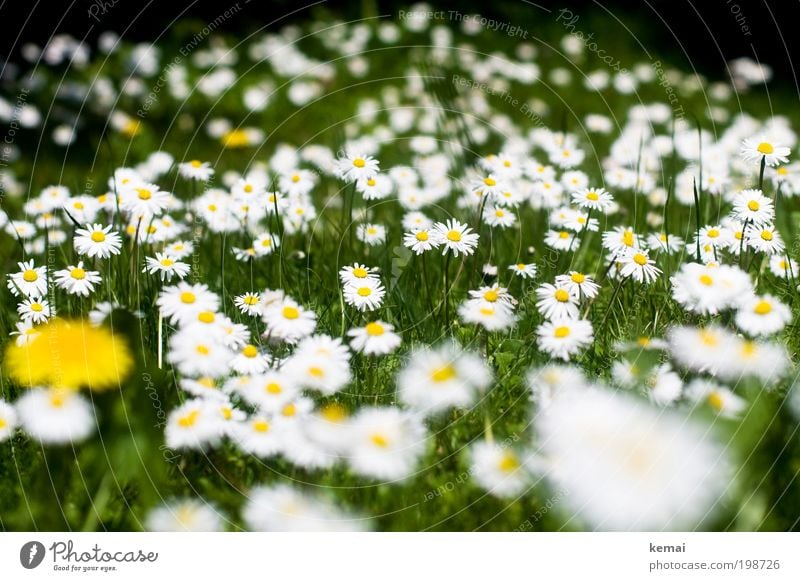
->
[221, 129, 251, 149]
[4, 318, 133, 391]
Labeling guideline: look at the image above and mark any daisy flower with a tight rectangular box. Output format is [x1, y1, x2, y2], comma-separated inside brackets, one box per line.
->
[239, 371, 299, 413]
[178, 159, 215, 181]
[17, 296, 52, 323]
[769, 255, 798, 278]
[468, 284, 515, 308]
[356, 223, 386, 246]
[262, 298, 318, 343]
[554, 271, 600, 299]
[229, 344, 272, 375]
[571, 187, 614, 212]
[403, 228, 440, 254]
[15, 388, 95, 444]
[535, 282, 580, 319]
[619, 249, 661, 284]
[144, 253, 191, 282]
[167, 331, 233, 378]
[458, 299, 516, 331]
[334, 151, 380, 182]
[347, 321, 402, 355]
[346, 407, 426, 481]
[232, 415, 284, 458]
[740, 136, 790, 167]
[73, 223, 122, 258]
[343, 278, 386, 312]
[163, 240, 194, 259]
[396, 342, 491, 414]
[670, 263, 752, 315]
[10, 320, 41, 346]
[282, 335, 352, 395]
[536, 317, 594, 361]
[686, 379, 746, 419]
[734, 294, 792, 336]
[120, 183, 170, 217]
[54, 262, 101, 296]
[470, 441, 529, 498]
[0, 399, 17, 441]
[146, 499, 224, 532]
[243, 484, 366, 532]
[253, 232, 280, 256]
[543, 229, 575, 251]
[157, 282, 220, 326]
[668, 325, 734, 374]
[234, 292, 263, 316]
[431, 219, 480, 257]
[339, 263, 379, 285]
[165, 399, 223, 450]
[7, 260, 48, 297]
[601, 226, 640, 253]
[731, 189, 774, 225]
[355, 174, 393, 200]
[646, 232, 685, 254]
[746, 224, 784, 254]
[484, 205, 517, 228]
[471, 173, 506, 200]
[508, 262, 537, 279]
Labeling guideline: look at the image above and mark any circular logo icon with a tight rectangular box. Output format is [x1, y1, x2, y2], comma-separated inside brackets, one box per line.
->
[20, 541, 46, 569]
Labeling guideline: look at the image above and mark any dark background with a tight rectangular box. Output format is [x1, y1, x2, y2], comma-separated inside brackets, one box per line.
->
[1, 0, 798, 89]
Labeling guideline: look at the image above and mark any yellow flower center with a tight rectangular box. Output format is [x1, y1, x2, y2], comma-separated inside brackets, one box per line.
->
[517, 263, 526, 270]
[322, 404, 347, 422]
[180, 291, 196, 304]
[196, 345, 210, 355]
[282, 403, 296, 417]
[370, 433, 389, 448]
[586, 191, 599, 201]
[198, 311, 215, 323]
[558, 231, 569, 239]
[707, 229, 719, 238]
[253, 419, 270, 433]
[447, 230, 462, 242]
[91, 231, 106, 242]
[136, 189, 152, 200]
[554, 326, 570, 338]
[71, 268, 86, 280]
[760, 230, 773, 241]
[699, 274, 714, 286]
[756, 142, 774, 154]
[160, 258, 174, 267]
[308, 366, 325, 378]
[415, 231, 429, 241]
[570, 272, 585, 284]
[633, 253, 648, 266]
[484, 290, 499, 302]
[483, 177, 496, 187]
[244, 295, 259, 306]
[365, 322, 385, 336]
[178, 410, 200, 428]
[498, 453, 520, 473]
[707, 392, 725, 412]
[623, 230, 634, 246]
[431, 365, 457, 382]
[554, 289, 570, 302]
[699, 330, 718, 346]
[31, 303, 43, 312]
[357, 287, 372, 297]
[22, 270, 38, 282]
[282, 306, 300, 319]
[266, 382, 282, 394]
[242, 345, 258, 358]
[353, 158, 366, 168]
[747, 200, 760, 211]
[74, 202, 85, 210]
[753, 300, 772, 315]
[353, 267, 368, 278]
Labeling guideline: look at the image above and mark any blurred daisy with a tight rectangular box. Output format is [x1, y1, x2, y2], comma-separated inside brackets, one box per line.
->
[403, 228, 440, 254]
[243, 484, 366, 531]
[335, 151, 380, 182]
[146, 499, 224, 532]
[619, 249, 661, 284]
[157, 283, 220, 325]
[735, 294, 791, 336]
[347, 407, 425, 481]
[234, 292, 263, 316]
[536, 317, 594, 361]
[230, 344, 272, 375]
[554, 271, 599, 299]
[343, 278, 386, 312]
[470, 441, 529, 498]
[178, 159, 214, 181]
[572, 187, 614, 212]
[262, 297, 317, 342]
[769, 255, 798, 278]
[15, 388, 95, 444]
[535, 282, 579, 319]
[356, 223, 386, 246]
[165, 399, 223, 449]
[347, 321, 401, 355]
[0, 399, 18, 441]
[508, 262, 537, 279]
[686, 379, 746, 419]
